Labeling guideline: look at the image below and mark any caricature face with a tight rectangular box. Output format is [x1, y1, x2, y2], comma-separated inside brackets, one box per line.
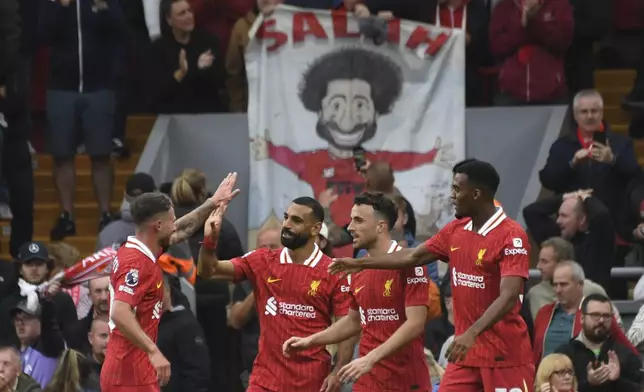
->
[319, 79, 376, 148]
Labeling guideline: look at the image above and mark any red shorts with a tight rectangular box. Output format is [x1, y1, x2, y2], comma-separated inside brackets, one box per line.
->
[100, 384, 160, 392]
[439, 363, 535, 392]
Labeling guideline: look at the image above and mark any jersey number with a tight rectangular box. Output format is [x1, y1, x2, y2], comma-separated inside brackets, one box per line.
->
[495, 388, 523, 392]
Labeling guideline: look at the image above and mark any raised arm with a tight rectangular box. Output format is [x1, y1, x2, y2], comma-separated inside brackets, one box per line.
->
[330, 242, 440, 275]
[170, 172, 240, 245]
[197, 205, 236, 280]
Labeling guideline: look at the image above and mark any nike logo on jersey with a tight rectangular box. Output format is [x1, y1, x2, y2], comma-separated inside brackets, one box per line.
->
[156, 281, 162, 289]
[267, 277, 281, 283]
[450, 246, 459, 251]
[355, 286, 364, 294]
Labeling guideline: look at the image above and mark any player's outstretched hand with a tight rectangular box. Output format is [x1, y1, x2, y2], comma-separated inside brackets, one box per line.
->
[210, 172, 241, 206]
[149, 348, 171, 386]
[445, 330, 476, 363]
[337, 356, 374, 384]
[204, 203, 228, 240]
[282, 336, 313, 357]
[328, 258, 363, 275]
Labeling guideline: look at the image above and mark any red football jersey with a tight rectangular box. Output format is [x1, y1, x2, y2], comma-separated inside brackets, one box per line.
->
[231, 244, 351, 391]
[350, 241, 431, 392]
[424, 207, 532, 368]
[101, 237, 164, 388]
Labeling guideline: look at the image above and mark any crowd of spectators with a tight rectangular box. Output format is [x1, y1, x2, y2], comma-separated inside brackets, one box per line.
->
[1, 0, 644, 391]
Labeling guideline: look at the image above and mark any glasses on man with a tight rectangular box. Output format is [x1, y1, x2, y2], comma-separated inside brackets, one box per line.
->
[551, 368, 574, 377]
[583, 312, 612, 322]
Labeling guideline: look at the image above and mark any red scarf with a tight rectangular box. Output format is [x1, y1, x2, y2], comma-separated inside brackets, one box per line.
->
[576, 123, 605, 149]
[64, 285, 81, 306]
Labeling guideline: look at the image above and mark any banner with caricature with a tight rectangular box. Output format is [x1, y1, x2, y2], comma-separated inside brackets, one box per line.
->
[246, 5, 465, 253]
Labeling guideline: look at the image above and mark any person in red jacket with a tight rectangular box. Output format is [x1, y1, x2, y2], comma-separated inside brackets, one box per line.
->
[532, 260, 637, 365]
[489, 0, 574, 105]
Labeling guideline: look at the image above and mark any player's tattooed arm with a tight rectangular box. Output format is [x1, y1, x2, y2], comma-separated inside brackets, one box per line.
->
[171, 172, 241, 245]
[323, 207, 353, 247]
[468, 276, 524, 336]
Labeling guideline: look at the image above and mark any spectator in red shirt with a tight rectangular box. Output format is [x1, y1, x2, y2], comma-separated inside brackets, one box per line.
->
[490, 0, 573, 105]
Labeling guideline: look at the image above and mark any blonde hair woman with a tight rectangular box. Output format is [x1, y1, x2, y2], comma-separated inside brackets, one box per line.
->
[43, 349, 98, 392]
[171, 169, 207, 206]
[535, 353, 578, 392]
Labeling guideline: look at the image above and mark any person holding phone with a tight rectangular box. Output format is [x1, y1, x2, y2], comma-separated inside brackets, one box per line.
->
[535, 353, 578, 392]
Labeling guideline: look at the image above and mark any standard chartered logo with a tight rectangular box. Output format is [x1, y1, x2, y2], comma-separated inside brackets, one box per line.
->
[452, 269, 485, 289]
[363, 308, 399, 322]
[264, 296, 316, 319]
[265, 297, 278, 316]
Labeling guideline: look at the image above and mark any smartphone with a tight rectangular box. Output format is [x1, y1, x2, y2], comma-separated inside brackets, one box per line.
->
[592, 131, 606, 145]
[353, 146, 366, 171]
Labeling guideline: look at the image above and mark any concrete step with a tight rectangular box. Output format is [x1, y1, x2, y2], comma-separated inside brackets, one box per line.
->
[0, 217, 110, 237]
[34, 201, 123, 222]
[34, 186, 125, 204]
[595, 70, 636, 90]
[599, 87, 631, 107]
[603, 106, 631, 125]
[34, 170, 134, 191]
[37, 154, 140, 172]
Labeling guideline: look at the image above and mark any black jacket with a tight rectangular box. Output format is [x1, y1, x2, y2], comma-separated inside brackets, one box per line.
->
[523, 195, 614, 289]
[555, 335, 642, 392]
[0, 286, 79, 348]
[158, 307, 211, 392]
[538, 123, 640, 224]
[148, 31, 227, 113]
[568, 0, 612, 43]
[0, 0, 20, 85]
[38, 0, 127, 92]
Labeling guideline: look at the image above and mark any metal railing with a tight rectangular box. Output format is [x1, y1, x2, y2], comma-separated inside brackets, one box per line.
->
[529, 267, 644, 280]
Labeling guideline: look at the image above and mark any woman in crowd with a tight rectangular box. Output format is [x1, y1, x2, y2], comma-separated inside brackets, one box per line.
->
[43, 349, 99, 392]
[535, 353, 578, 392]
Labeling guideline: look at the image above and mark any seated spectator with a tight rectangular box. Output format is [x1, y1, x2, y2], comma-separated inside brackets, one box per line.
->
[523, 190, 614, 290]
[533, 261, 634, 365]
[0, 242, 77, 349]
[555, 294, 642, 392]
[226, 0, 283, 112]
[43, 349, 99, 392]
[527, 237, 608, 319]
[535, 353, 577, 392]
[489, 0, 573, 105]
[229, 227, 279, 390]
[47, 243, 91, 320]
[85, 317, 107, 386]
[39, 0, 127, 238]
[158, 273, 210, 392]
[149, 0, 227, 113]
[0, 346, 41, 392]
[67, 277, 110, 353]
[11, 299, 65, 388]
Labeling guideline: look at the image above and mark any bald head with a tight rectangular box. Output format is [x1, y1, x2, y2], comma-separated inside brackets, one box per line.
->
[256, 228, 281, 250]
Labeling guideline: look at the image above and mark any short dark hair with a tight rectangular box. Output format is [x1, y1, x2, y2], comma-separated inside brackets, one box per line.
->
[453, 159, 500, 196]
[292, 197, 324, 223]
[581, 293, 612, 314]
[299, 48, 403, 115]
[354, 191, 398, 230]
[130, 192, 173, 226]
[453, 158, 478, 174]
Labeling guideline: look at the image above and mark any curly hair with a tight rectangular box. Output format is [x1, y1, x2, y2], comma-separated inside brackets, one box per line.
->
[299, 47, 404, 115]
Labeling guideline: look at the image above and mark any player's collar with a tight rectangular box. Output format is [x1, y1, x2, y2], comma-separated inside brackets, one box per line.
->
[280, 243, 323, 267]
[124, 236, 157, 263]
[387, 241, 402, 253]
[463, 207, 507, 236]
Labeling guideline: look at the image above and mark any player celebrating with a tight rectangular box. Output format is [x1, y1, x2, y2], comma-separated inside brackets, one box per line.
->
[283, 191, 430, 391]
[101, 173, 240, 392]
[330, 160, 534, 392]
[199, 197, 353, 392]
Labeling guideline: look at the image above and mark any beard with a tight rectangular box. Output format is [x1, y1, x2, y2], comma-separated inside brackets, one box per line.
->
[281, 228, 309, 250]
[583, 324, 608, 343]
